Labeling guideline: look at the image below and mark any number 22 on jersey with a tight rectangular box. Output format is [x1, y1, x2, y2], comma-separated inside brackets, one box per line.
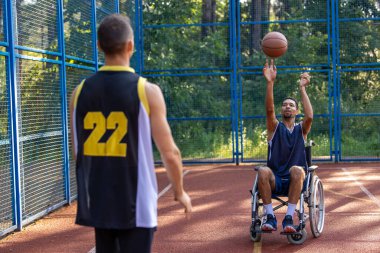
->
[83, 111, 127, 157]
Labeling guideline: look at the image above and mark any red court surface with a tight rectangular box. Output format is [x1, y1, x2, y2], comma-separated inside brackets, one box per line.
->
[0, 163, 379, 253]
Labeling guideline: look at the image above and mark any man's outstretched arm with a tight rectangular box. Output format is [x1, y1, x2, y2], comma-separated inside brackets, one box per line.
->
[263, 59, 278, 141]
[299, 73, 313, 137]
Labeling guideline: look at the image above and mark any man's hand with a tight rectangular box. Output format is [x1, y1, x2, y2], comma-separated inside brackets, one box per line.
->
[263, 59, 277, 83]
[300, 73, 311, 88]
[175, 191, 192, 213]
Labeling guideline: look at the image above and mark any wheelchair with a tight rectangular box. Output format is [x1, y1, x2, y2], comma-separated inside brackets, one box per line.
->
[249, 142, 325, 244]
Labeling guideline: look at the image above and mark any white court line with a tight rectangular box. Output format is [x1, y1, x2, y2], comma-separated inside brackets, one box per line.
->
[341, 167, 380, 208]
[252, 241, 262, 253]
[88, 169, 191, 253]
[158, 169, 191, 198]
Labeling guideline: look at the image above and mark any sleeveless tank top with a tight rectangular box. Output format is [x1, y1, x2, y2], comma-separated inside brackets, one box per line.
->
[72, 66, 157, 229]
[267, 122, 307, 177]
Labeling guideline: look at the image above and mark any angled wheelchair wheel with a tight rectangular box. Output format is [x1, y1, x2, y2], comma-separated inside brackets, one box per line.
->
[309, 175, 325, 238]
[250, 194, 264, 242]
[287, 229, 307, 245]
[250, 223, 261, 242]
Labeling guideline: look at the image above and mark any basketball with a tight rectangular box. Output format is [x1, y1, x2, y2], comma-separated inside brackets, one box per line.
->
[261, 32, 288, 58]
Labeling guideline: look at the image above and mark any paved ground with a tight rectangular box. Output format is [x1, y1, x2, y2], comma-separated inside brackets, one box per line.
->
[0, 163, 379, 253]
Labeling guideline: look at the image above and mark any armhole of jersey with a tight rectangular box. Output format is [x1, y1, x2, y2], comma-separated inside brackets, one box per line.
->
[138, 77, 150, 116]
[300, 121, 306, 143]
[268, 121, 280, 143]
[73, 80, 85, 109]
[72, 79, 85, 158]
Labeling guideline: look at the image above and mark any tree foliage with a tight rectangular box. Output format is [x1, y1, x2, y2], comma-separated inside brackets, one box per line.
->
[0, 0, 378, 161]
[142, 0, 379, 159]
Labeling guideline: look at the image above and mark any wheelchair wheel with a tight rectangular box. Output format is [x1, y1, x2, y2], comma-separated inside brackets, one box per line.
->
[250, 195, 263, 242]
[309, 175, 325, 238]
[287, 229, 307, 245]
[250, 222, 261, 242]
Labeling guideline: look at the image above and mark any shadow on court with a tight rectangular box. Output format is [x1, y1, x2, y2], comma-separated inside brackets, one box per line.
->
[153, 163, 380, 253]
[0, 163, 379, 253]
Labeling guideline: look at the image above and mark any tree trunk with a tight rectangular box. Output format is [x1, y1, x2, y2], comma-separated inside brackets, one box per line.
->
[280, 0, 291, 29]
[250, 0, 262, 54]
[201, 0, 216, 38]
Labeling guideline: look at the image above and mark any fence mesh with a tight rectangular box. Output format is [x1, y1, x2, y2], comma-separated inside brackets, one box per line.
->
[14, 0, 58, 52]
[142, 0, 230, 71]
[17, 58, 65, 220]
[0, 56, 14, 232]
[338, 20, 380, 65]
[143, 25, 230, 71]
[148, 74, 234, 162]
[64, 0, 94, 62]
[340, 70, 380, 159]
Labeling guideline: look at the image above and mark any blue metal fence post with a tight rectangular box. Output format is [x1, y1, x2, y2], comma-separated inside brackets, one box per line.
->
[115, 0, 119, 13]
[331, 0, 338, 162]
[326, 0, 334, 161]
[5, 0, 23, 230]
[91, 0, 99, 70]
[132, 0, 141, 74]
[137, 0, 143, 74]
[230, 0, 239, 165]
[334, 0, 342, 162]
[57, 0, 71, 203]
[235, 1, 243, 163]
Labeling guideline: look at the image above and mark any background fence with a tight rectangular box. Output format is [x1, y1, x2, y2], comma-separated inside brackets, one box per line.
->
[0, 0, 379, 237]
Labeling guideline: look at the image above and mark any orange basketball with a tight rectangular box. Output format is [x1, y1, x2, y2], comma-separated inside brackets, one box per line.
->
[261, 32, 288, 58]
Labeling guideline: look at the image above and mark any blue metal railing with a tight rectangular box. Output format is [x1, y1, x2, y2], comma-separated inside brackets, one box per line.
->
[5, 0, 22, 233]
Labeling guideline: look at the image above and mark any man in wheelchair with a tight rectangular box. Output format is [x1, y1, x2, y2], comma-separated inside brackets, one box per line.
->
[259, 59, 313, 234]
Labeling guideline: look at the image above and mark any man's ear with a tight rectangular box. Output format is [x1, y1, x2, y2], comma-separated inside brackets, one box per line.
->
[126, 39, 134, 56]
[97, 40, 103, 52]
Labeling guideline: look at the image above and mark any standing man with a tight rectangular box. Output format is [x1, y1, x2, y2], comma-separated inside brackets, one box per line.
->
[69, 14, 192, 253]
[258, 59, 313, 233]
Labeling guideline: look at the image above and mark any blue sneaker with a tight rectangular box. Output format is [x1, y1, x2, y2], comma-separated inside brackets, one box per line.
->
[261, 214, 277, 231]
[282, 215, 297, 233]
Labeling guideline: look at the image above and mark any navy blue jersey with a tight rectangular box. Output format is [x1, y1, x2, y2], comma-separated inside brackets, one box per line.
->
[72, 66, 157, 229]
[267, 122, 307, 177]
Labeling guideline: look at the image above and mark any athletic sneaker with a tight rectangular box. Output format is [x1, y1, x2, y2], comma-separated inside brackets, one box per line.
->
[282, 215, 297, 233]
[261, 214, 277, 231]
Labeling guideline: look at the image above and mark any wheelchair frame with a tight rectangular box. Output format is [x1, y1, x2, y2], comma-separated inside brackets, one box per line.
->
[249, 145, 325, 244]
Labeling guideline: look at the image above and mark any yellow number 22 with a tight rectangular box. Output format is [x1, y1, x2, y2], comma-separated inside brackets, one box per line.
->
[83, 112, 127, 157]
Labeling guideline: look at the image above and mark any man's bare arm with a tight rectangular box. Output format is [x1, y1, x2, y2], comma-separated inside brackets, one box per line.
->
[299, 73, 313, 138]
[145, 81, 192, 212]
[263, 59, 279, 141]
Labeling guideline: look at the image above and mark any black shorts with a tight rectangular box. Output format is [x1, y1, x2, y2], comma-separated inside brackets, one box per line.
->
[95, 227, 156, 253]
[273, 175, 307, 196]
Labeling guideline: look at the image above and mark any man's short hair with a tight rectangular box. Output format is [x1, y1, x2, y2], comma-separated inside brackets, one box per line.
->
[97, 14, 133, 55]
[283, 97, 299, 109]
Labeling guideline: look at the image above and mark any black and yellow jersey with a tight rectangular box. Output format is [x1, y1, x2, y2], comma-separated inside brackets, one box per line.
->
[72, 66, 157, 229]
